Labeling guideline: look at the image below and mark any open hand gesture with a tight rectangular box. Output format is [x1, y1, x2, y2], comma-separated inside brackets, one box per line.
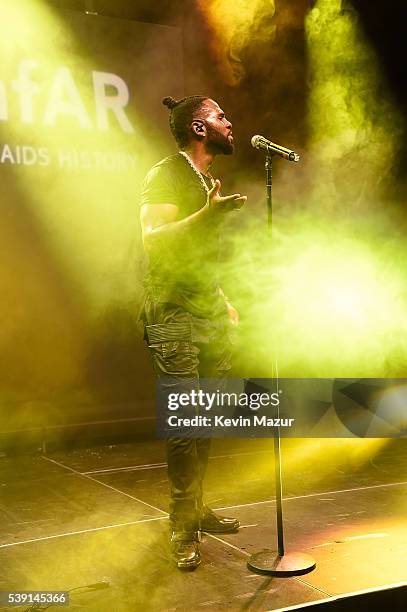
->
[208, 179, 247, 213]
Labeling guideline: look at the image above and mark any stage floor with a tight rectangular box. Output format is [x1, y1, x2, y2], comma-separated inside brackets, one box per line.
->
[0, 438, 406, 611]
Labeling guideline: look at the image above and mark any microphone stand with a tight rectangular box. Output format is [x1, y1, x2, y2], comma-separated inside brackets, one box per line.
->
[266, 149, 273, 232]
[247, 147, 316, 576]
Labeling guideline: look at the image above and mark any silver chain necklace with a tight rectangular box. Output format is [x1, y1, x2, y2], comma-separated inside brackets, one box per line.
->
[179, 151, 214, 194]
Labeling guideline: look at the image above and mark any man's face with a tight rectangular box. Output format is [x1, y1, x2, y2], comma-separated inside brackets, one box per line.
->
[196, 99, 234, 155]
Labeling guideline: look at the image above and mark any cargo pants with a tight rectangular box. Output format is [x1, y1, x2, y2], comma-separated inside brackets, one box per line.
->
[143, 299, 234, 531]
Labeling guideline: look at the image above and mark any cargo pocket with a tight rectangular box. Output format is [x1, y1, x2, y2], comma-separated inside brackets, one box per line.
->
[146, 323, 199, 377]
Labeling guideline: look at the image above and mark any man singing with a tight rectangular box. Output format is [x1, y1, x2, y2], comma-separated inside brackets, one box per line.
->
[140, 95, 247, 570]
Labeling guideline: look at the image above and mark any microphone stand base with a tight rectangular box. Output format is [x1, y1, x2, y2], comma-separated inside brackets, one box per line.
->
[247, 550, 316, 576]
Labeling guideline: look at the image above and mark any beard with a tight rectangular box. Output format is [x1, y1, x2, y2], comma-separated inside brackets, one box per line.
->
[205, 124, 234, 155]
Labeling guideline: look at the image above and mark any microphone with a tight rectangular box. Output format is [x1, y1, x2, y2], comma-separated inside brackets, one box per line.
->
[251, 135, 300, 162]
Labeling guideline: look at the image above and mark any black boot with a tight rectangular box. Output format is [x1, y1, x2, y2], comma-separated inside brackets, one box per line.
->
[171, 530, 201, 570]
[200, 506, 240, 533]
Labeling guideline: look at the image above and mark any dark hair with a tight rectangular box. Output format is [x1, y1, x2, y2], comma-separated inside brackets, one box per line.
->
[162, 95, 209, 148]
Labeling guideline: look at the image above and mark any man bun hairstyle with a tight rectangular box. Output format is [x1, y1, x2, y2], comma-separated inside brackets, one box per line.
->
[162, 95, 209, 148]
[162, 96, 178, 110]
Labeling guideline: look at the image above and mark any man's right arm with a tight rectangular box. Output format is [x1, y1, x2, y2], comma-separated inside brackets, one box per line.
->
[140, 179, 246, 254]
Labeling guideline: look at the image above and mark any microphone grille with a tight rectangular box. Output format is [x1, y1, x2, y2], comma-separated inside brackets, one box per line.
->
[251, 135, 262, 149]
